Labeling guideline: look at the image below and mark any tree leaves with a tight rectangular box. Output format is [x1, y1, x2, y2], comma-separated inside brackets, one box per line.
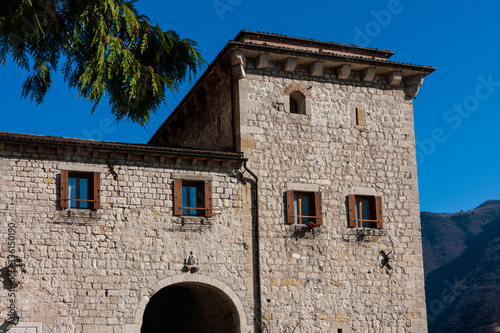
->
[0, 0, 205, 126]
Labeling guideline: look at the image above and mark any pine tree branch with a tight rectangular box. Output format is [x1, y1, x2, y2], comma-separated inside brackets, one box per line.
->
[38, 0, 74, 51]
[26, 0, 46, 39]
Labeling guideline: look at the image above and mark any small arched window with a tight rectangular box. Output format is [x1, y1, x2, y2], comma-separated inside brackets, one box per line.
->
[289, 91, 306, 115]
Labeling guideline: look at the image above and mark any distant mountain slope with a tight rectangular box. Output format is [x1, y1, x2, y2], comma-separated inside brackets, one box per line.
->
[421, 200, 500, 332]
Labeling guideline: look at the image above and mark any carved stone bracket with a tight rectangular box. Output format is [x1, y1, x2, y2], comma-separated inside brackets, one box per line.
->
[387, 71, 402, 86]
[256, 54, 269, 69]
[336, 64, 351, 80]
[231, 50, 247, 79]
[362, 67, 376, 82]
[310, 61, 324, 77]
[405, 74, 424, 98]
[283, 58, 298, 73]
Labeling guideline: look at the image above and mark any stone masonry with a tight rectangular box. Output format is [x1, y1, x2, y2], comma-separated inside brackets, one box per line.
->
[0, 31, 435, 332]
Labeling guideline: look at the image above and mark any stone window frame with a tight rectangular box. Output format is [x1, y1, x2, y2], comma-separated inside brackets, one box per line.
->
[172, 175, 214, 217]
[285, 188, 323, 225]
[283, 91, 311, 115]
[347, 194, 383, 229]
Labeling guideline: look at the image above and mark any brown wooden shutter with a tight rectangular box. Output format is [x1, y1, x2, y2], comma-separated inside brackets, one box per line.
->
[204, 181, 213, 217]
[375, 196, 383, 229]
[173, 180, 182, 216]
[92, 172, 101, 210]
[286, 190, 294, 224]
[314, 192, 323, 226]
[60, 170, 68, 209]
[348, 194, 356, 227]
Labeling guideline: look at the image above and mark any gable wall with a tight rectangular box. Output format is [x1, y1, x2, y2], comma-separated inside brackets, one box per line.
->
[156, 73, 235, 151]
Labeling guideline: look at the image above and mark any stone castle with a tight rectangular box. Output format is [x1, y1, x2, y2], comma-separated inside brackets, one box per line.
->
[0, 31, 435, 332]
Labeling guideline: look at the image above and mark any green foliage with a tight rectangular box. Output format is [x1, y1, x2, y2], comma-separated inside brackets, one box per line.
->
[0, 0, 205, 125]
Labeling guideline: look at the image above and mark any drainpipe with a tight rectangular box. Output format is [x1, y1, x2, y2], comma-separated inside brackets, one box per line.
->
[243, 158, 262, 331]
[230, 65, 237, 152]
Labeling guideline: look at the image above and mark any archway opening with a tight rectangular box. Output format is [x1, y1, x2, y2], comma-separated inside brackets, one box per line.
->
[141, 282, 240, 333]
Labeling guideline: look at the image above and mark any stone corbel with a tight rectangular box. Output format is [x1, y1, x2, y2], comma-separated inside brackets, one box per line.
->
[362, 67, 376, 82]
[405, 74, 424, 98]
[387, 71, 402, 86]
[256, 54, 269, 69]
[310, 61, 324, 77]
[230, 50, 247, 67]
[336, 64, 352, 80]
[283, 58, 297, 72]
[230, 50, 247, 79]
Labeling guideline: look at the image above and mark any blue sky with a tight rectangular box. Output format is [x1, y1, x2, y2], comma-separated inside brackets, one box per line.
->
[1, 0, 499, 213]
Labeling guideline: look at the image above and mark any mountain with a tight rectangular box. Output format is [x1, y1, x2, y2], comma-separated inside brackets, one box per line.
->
[421, 200, 500, 333]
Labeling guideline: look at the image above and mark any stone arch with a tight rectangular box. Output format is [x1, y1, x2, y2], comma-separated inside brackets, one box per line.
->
[134, 275, 247, 333]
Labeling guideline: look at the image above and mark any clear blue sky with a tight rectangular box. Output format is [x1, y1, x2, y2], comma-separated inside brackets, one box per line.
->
[1, 0, 499, 213]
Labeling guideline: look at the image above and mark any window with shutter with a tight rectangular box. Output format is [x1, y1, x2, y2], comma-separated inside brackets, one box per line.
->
[347, 194, 383, 228]
[60, 171, 100, 210]
[173, 180, 213, 217]
[286, 190, 323, 225]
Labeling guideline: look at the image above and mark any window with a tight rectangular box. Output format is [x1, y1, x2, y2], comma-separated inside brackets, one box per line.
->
[348, 194, 383, 228]
[290, 97, 298, 114]
[286, 190, 323, 225]
[173, 180, 213, 217]
[60, 171, 100, 210]
[289, 91, 306, 115]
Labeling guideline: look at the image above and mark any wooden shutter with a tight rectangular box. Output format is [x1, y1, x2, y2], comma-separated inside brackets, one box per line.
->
[173, 180, 182, 216]
[92, 172, 101, 210]
[286, 190, 294, 224]
[314, 192, 323, 226]
[348, 194, 356, 227]
[204, 181, 213, 217]
[375, 196, 383, 229]
[60, 170, 68, 209]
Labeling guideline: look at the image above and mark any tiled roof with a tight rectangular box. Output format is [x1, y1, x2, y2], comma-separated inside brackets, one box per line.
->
[237, 30, 394, 53]
[235, 30, 395, 60]
[232, 30, 435, 70]
[0, 132, 245, 160]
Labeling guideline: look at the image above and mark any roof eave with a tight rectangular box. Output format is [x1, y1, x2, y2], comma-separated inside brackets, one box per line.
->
[0, 133, 245, 162]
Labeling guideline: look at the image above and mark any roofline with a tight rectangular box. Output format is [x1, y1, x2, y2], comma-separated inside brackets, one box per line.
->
[0, 132, 245, 161]
[149, 33, 436, 145]
[235, 30, 395, 58]
[228, 41, 436, 72]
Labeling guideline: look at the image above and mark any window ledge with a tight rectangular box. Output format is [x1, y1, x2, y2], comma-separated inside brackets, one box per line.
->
[59, 209, 101, 221]
[288, 224, 323, 240]
[343, 227, 385, 242]
[172, 216, 215, 232]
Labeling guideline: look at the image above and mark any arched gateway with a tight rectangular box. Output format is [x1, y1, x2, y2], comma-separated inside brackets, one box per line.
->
[137, 275, 247, 333]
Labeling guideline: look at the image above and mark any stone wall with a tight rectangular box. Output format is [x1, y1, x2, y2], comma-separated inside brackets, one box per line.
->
[237, 59, 427, 332]
[0, 145, 254, 333]
[157, 71, 235, 151]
